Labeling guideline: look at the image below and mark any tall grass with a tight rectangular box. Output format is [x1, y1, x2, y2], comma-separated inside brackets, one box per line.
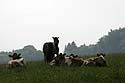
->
[0, 54, 124, 83]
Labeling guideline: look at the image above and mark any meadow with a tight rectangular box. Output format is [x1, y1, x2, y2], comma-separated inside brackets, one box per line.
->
[0, 54, 125, 83]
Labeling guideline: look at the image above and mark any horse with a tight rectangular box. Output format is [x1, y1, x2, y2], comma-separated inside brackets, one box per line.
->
[43, 37, 59, 63]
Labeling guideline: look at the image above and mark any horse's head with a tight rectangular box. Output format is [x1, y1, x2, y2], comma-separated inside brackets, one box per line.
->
[52, 37, 59, 45]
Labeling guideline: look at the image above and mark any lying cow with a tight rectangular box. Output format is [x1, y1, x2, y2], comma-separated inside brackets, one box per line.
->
[50, 53, 73, 66]
[50, 53, 107, 67]
[69, 57, 84, 66]
[8, 58, 25, 68]
[70, 53, 107, 67]
[83, 53, 107, 66]
[49, 53, 82, 66]
[50, 53, 66, 65]
[8, 53, 25, 68]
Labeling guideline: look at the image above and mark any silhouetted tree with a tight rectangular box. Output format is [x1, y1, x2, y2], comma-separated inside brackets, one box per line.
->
[64, 27, 125, 55]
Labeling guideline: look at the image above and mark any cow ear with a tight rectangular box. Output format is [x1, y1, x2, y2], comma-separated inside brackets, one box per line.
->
[63, 53, 66, 56]
[8, 55, 12, 57]
[102, 53, 106, 57]
[70, 54, 74, 56]
[59, 53, 62, 56]
[75, 55, 78, 57]
[97, 53, 100, 56]
[18, 53, 21, 57]
[69, 56, 73, 59]
[52, 37, 55, 39]
[57, 37, 59, 39]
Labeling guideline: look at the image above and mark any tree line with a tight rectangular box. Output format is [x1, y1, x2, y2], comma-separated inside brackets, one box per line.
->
[64, 27, 125, 56]
[0, 45, 44, 61]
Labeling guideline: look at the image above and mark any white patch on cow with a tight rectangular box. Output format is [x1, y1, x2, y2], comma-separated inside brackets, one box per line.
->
[99, 55, 105, 61]
[54, 54, 57, 57]
[82, 60, 89, 65]
[8, 58, 25, 66]
[49, 59, 56, 65]
[8, 60, 13, 65]
[87, 58, 95, 61]
[64, 56, 72, 66]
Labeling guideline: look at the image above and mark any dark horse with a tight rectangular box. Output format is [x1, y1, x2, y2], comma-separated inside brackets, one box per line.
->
[43, 37, 59, 63]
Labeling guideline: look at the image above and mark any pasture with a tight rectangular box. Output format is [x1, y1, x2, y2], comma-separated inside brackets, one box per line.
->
[0, 54, 125, 83]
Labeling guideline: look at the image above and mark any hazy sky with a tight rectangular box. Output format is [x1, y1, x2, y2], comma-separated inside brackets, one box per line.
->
[0, 0, 125, 52]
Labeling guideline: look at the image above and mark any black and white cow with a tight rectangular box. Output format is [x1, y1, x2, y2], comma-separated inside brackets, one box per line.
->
[49, 53, 81, 66]
[8, 53, 25, 68]
[50, 53, 107, 67]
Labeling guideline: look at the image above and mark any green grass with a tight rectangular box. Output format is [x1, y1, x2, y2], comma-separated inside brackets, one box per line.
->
[0, 54, 125, 83]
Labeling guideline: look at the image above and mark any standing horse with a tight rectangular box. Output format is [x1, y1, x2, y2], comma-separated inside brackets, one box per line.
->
[43, 37, 59, 63]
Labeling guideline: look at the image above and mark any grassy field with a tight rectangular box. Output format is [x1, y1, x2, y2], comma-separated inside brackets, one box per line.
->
[0, 54, 125, 83]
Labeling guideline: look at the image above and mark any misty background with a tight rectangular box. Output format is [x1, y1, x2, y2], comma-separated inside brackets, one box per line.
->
[0, 0, 125, 63]
[1, 0, 125, 52]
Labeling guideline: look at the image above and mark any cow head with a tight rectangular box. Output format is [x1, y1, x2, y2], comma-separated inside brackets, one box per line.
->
[95, 53, 107, 66]
[97, 53, 105, 57]
[70, 54, 79, 58]
[8, 53, 22, 60]
[54, 53, 65, 65]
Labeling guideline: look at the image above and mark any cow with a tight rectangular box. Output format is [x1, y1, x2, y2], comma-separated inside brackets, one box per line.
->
[8, 53, 25, 68]
[82, 53, 107, 67]
[69, 57, 84, 66]
[43, 37, 59, 63]
[49, 53, 80, 66]
[92, 53, 107, 66]
[63, 53, 107, 67]
[49, 53, 72, 66]
[8, 58, 25, 68]
[50, 53, 107, 67]
[50, 53, 65, 65]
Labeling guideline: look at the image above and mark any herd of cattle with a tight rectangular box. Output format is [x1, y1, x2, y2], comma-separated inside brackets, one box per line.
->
[7, 52, 107, 69]
[49, 53, 107, 67]
[7, 37, 107, 69]
[43, 37, 107, 67]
